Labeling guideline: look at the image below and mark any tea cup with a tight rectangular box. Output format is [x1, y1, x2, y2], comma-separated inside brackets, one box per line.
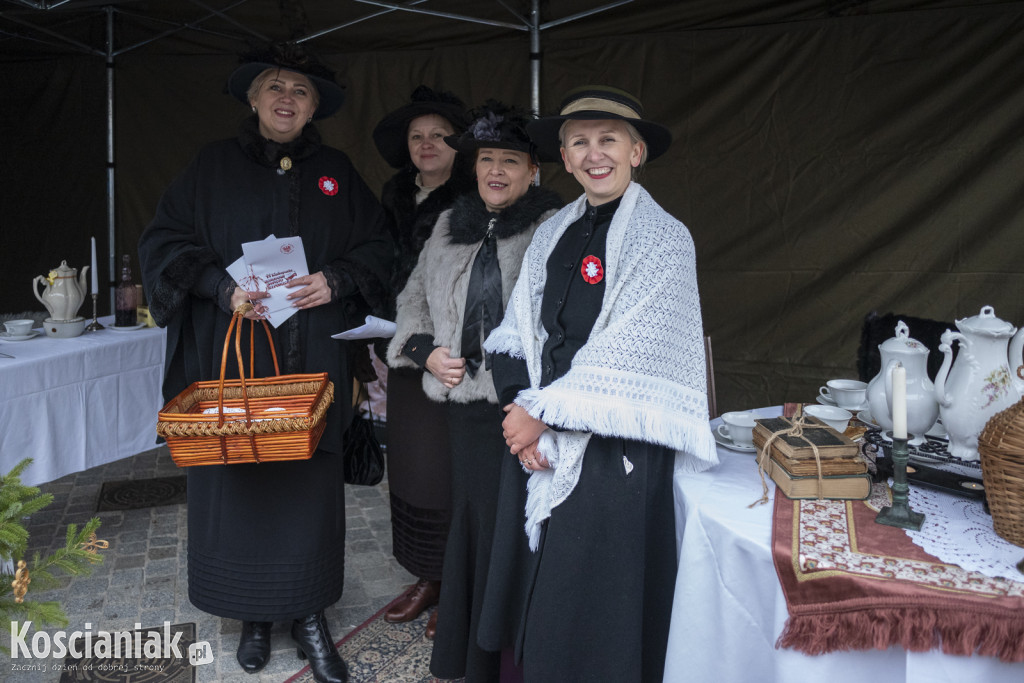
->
[3, 319, 34, 336]
[717, 411, 756, 447]
[819, 379, 867, 410]
[805, 404, 853, 433]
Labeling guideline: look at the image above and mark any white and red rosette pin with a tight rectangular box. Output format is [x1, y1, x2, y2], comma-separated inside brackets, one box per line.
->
[580, 255, 604, 284]
[318, 176, 339, 196]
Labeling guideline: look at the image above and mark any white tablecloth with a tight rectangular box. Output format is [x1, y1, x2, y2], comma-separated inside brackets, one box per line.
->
[664, 406, 1024, 683]
[0, 317, 166, 486]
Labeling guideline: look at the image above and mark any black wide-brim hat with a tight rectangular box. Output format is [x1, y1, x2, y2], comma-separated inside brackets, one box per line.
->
[227, 53, 346, 120]
[526, 85, 672, 163]
[443, 100, 538, 162]
[373, 86, 470, 168]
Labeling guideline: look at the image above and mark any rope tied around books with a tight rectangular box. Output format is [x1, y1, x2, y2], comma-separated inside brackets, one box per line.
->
[750, 415, 825, 507]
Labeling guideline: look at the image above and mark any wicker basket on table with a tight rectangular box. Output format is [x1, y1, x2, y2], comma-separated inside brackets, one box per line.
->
[977, 395, 1024, 548]
[156, 305, 334, 466]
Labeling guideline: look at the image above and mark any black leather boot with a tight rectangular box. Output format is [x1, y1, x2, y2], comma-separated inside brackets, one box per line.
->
[292, 612, 349, 683]
[236, 621, 272, 673]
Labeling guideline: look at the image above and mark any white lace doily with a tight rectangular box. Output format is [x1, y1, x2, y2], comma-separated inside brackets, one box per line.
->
[905, 485, 1024, 581]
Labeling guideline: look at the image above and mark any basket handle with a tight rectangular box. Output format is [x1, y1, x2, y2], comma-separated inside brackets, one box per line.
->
[214, 303, 280, 463]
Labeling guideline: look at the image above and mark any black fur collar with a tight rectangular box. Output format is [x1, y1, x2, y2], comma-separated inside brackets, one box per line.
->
[447, 185, 562, 244]
[238, 114, 322, 168]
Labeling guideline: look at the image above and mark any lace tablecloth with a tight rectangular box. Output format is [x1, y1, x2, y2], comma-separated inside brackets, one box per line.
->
[907, 486, 1024, 580]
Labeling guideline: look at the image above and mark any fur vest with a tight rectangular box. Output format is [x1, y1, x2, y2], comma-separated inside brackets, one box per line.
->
[388, 185, 561, 403]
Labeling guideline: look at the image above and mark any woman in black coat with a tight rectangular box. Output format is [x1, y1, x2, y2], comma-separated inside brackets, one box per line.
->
[138, 45, 391, 683]
[371, 86, 474, 638]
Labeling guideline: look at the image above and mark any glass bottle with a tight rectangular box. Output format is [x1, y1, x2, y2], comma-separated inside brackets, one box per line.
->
[115, 254, 138, 327]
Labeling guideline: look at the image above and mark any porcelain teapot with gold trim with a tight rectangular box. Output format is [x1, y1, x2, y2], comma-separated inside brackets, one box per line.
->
[33, 260, 90, 322]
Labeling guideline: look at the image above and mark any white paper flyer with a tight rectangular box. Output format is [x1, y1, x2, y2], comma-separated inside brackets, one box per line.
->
[331, 315, 397, 341]
[226, 235, 309, 327]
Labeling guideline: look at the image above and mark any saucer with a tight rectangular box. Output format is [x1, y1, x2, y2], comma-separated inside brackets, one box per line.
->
[817, 395, 869, 412]
[713, 429, 757, 453]
[0, 330, 40, 342]
[856, 410, 946, 439]
[856, 410, 879, 428]
[109, 323, 147, 332]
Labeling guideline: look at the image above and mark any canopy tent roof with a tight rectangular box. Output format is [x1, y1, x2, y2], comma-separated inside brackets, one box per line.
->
[1, 0, 1009, 58]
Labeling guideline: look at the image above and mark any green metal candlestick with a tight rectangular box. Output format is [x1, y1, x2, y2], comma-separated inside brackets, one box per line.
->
[876, 435, 925, 530]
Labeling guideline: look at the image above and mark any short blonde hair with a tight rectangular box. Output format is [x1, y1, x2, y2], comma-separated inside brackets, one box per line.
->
[558, 119, 648, 178]
[247, 68, 320, 114]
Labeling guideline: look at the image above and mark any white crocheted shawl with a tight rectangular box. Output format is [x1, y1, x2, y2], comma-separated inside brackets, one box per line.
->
[484, 182, 719, 549]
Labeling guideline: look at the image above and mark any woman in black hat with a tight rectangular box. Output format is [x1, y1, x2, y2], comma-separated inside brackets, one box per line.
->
[370, 86, 474, 639]
[481, 85, 718, 682]
[138, 44, 392, 683]
[386, 101, 561, 682]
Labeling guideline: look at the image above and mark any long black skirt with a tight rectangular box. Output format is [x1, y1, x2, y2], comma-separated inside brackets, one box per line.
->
[186, 447, 346, 622]
[429, 400, 506, 682]
[386, 368, 452, 581]
[481, 436, 677, 683]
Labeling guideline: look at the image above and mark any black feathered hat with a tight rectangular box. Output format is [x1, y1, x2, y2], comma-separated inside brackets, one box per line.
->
[526, 85, 671, 162]
[227, 43, 345, 120]
[445, 100, 538, 162]
[373, 86, 470, 169]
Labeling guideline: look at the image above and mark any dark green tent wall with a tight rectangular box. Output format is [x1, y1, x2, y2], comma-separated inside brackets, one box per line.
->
[2, 1, 1022, 413]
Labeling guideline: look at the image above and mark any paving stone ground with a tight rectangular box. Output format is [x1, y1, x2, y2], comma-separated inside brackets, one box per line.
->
[2, 446, 418, 682]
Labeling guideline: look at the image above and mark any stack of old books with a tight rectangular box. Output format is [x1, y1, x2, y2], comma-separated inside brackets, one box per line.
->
[753, 415, 870, 500]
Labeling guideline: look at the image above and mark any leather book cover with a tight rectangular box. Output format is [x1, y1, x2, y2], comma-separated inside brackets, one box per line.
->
[762, 455, 871, 500]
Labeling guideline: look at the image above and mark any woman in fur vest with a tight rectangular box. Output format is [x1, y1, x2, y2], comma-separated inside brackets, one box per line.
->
[387, 101, 561, 682]
[371, 86, 474, 639]
[481, 86, 719, 682]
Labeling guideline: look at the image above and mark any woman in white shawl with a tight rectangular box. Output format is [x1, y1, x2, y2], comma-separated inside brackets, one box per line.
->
[479, 86, 718, 683]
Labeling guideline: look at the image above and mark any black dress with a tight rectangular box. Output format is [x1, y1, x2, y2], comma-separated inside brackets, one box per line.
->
[380, 166, 473, 580]
[139, 117, 392, 621]
[481, 199, 677, 683]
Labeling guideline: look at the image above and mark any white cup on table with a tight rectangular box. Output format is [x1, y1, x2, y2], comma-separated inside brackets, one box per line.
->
[3, 319, 34, 336]
[717, 411, 756, 447]
[818, 379, 867, 410]
[804, 404, 853, 433]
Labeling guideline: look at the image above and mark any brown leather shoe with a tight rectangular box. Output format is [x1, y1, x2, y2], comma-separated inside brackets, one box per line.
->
[425, 609, 437, 640]
[384, 579, 440, 623]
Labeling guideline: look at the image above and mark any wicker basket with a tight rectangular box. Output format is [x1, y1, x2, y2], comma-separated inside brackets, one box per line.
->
[977, 397, 1024, 548]
[157, 308, 334, 466]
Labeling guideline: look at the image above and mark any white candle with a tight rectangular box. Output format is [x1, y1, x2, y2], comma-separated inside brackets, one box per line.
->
[90, 237, 99, 294]
[892, 363, 907, 439]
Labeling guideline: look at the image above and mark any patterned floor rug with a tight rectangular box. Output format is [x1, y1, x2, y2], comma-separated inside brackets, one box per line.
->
[96, 475, 187, 511]
[58, 622, 197, 682]
[284, 597, 447, 683]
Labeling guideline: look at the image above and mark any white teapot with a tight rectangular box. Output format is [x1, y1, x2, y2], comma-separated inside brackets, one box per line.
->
[865, 320, 939, 442]
[934, 306, 1024, 461]
[33, 260, 90, 322]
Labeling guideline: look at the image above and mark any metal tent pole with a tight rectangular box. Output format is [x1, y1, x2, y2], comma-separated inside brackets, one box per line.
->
[106, 6, 115, 313]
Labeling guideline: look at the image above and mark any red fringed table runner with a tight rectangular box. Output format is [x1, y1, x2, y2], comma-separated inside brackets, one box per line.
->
[772, 484, 1024, 662]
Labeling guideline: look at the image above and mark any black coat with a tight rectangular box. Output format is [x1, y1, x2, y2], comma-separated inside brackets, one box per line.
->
[138, 118, 392, 621]
[380, 163, 475, 319]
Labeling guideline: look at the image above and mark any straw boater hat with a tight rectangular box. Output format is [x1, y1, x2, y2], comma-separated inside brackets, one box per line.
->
[372, 86, 470, 169]
[444, 100, 538, 162]
[526, 85, 672, 163]
[226, 43, 346, 120]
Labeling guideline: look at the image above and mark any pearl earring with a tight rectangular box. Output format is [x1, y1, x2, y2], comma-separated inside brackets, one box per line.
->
[251, 106, 256, 113]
